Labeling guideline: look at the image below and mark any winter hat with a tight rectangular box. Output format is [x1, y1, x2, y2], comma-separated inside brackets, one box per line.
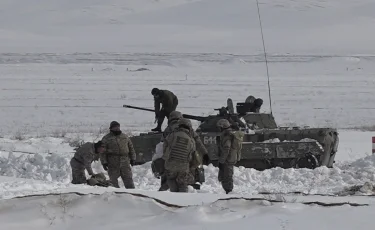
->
[151, 88, 160, 95]
[109, 121, 120, 129]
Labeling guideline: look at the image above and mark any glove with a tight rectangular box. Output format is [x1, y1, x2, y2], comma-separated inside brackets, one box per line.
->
[130, 159, 135, 166]
[102, 163, 108, 171]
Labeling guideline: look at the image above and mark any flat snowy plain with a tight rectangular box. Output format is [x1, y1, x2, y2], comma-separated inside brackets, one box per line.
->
[1, 0, 375, 229]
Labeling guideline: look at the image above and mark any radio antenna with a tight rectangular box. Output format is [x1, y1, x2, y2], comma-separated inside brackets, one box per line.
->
[255, 0, 273, 115]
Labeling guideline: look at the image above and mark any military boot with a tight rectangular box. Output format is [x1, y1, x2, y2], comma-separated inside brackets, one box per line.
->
[151, 116, 165, 132]
[158, 175, 169, 191]
[191, 183, 201, 190]
[151, 126, 162, 132]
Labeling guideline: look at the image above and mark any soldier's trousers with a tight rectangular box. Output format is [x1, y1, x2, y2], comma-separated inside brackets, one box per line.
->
[157, 100, 178, 126]
[70, 158, 87, 184]
[107, 156, 135, 189]
[165, 170, 192, 192]
[218, 163, 234, 193]
[158, 174, 169, 191]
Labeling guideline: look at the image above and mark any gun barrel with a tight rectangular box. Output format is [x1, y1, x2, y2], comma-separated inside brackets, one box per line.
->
[123, 104, 207, 122]
[182, 114, 207, 122]
[123, 104, 155, 112]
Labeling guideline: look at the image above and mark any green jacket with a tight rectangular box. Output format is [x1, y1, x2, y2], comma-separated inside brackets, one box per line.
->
[100, 132, 136, 164]
[154, 90, 178, 114]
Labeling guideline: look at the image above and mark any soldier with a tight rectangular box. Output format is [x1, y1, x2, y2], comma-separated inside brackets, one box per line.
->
[252, 98, 263, 113]
[216, 119, 244, 194]
[162, 118, 196, 192]
[156, 111, 208, 191]
[70, 141, 105, 184]
[161, 111, 183, 142]
[151, 88, 179, 132]
[245, 95, 263, 113]
[162, 110, 208, 157]
[217, 107, 246, 130]
[156, 111, 184, 191]
[100, 121, 136, 189]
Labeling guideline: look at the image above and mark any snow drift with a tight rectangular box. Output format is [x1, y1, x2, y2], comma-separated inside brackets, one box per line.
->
[1, 130, 375, 199]
[0, 192, 373, 230]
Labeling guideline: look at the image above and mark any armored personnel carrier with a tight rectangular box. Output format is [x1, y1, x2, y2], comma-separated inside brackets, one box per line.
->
[124, 98, 339, 171]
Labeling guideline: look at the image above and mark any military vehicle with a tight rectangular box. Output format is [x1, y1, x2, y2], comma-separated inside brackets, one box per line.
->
[124, 98, 339, 171]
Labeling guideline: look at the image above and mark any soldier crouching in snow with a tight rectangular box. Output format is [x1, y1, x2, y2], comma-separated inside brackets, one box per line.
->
[70, 141, 105, 184]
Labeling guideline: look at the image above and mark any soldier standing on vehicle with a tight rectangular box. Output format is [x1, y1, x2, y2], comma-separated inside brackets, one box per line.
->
[216, 119, 244, 194]
[151, 88, 179, 132]
[162, 118, 196, 192]
[100, 121, 136, 189]
[70, 141, 105, 184]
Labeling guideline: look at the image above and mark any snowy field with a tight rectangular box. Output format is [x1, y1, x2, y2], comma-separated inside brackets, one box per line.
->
[0, 54, 375, 137]
[1, 0, 375, 229]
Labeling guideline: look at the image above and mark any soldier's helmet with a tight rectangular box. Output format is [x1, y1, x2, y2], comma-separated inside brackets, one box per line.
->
[169, 111, 183, 121]
[217, 119, 231, 129]
[94, 141, 105, 149]
[178, 118, 192, 129]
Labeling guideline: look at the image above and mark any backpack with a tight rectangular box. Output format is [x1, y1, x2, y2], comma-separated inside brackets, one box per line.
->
[87, 173, 114, 187]
[230, 130, 244, 161]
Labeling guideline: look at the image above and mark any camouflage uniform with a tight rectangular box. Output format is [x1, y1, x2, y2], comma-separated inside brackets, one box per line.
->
[161, 111, 183, 142]
[158, 111, 183, 191]
[163, 111, 207, 156]
[70, 142, 99, 184]
[217, 119, 244, 194]
[100, 131, 136, 188]
[162, 118, 196, 192]
[217, 107, 246, 130]
[188, 130, 207, 189]
[159, 114, 207, 191]
[190, 130, 208, 157]
[151, 88, 179, 131]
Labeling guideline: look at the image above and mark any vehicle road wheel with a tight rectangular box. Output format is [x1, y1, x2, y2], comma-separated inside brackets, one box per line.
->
[295, 153, 319, 169]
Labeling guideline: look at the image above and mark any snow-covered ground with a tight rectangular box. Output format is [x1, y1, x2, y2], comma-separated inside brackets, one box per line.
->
[1, 0, 375, 228]
[1, 191, 374, 230]
[0, 55, 374, 137]
[1, 130, 375, 199]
